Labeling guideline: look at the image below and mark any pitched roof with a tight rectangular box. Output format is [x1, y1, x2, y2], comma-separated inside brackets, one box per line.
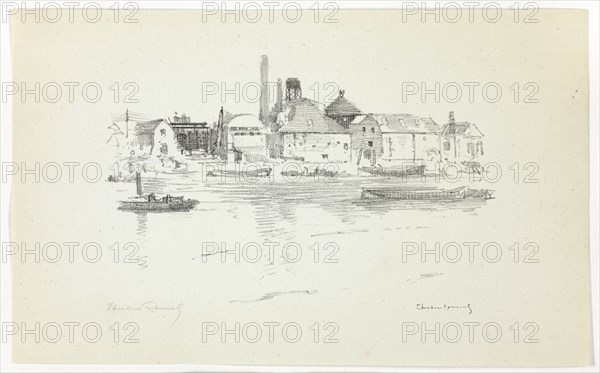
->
[325, 95, 362, 116]
[351, 115, 367, 124]
[440, 122, 484, 137]
[356, 114, 440, 134]
[134, 119, 164, 135]
[279, 98, 349, 134]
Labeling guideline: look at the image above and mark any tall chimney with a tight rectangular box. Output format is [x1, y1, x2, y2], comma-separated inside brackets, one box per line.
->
[276, 78, 283, 111]
[259, 55, 269, 127]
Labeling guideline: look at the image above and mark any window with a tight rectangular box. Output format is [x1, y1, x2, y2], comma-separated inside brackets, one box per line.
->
[322, 154, 329, 160]
[368, 141, 373, 147]
[467, 143, 475, 155]
[160, 129, 166, 136]
[477, 141, 484, 155]
[362, 127, 366, 132]
[344, 143, 348, 150]
[371, 127, 375, 133]
[444, 141, 451, 151]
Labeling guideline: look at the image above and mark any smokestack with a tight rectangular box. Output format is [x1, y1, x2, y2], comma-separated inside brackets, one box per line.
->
[276, 78, 283, 111]
[259, 55, 269, 127]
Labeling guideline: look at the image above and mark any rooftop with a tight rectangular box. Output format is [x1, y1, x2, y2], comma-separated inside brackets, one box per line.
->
[134, 119, 165, 135]
[325, 90, 362, 117]
[355, 114, 441, 134]
[440, 122, 484, 137]
[279, 98, 349, 134]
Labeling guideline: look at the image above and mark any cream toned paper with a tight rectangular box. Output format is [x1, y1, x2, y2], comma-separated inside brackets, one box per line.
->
[8, 7, 591, 367]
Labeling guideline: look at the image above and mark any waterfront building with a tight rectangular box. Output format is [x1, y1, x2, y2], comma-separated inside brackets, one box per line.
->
[440, 111, 485, 163]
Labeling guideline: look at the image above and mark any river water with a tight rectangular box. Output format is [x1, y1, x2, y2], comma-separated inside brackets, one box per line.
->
[101, 163, 497, 314]
[114, 164, 491, 242]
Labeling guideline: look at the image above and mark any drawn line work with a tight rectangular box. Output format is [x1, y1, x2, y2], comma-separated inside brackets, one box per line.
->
[106, 55, 493, 241]
[230, 290, 317, 303]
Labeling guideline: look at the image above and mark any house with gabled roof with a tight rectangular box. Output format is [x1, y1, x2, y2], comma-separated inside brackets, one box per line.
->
[278, 98, 351, 162]
[133, 119, 179, 156]
[440, 111, 484, 163]
[352, 113, 441, 166]
[349, 114, 384, 165]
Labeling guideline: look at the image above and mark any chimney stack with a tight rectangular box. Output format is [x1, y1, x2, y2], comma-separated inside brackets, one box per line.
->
[448, 111, 456, 134]
[259, 55, 269, 127]
[276, 78, 283, 111]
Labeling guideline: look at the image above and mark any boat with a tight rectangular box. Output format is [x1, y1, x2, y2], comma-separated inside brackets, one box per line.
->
[360, 164, 425, 177]
[280, 166, 338, 178]
[118, 172, 199, 211]
[118, 196, 199, 212]
[206, 166, 272, 178]
[361, 186, 494, 200]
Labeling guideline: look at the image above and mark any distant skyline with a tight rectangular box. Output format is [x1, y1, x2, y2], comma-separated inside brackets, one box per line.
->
[10, 9, 588, 162]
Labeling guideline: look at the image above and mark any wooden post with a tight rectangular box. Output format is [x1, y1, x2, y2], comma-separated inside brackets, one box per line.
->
[136, 172, 142, 196]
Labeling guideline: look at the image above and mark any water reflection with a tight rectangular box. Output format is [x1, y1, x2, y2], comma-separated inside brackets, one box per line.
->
[117, 171, 492, 241]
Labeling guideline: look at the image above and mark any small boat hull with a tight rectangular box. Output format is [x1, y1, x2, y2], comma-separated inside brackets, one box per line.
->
[361, 186, 493, 201]
[206, 167, 272, 178]
[118, 198, 199, 212]
[360, 165, 425, 177]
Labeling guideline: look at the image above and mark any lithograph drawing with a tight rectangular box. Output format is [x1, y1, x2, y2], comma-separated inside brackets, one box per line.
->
[4, 5, 593, 368]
